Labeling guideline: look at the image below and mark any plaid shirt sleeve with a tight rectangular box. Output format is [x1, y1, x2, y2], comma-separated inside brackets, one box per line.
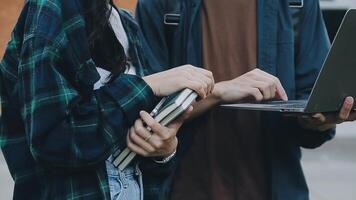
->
[18, 32, 158, 168]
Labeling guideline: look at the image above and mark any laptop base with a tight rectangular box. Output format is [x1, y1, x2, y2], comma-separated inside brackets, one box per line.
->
[221, 100, 307, 113]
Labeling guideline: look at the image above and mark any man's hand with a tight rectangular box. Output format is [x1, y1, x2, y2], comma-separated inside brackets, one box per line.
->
[213, 69, 288, 103]
[127, 107, 193, 158]
[298, 97, 356, 132]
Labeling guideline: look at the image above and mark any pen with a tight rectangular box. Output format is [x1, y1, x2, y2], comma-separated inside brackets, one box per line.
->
[150, 97, 167, 117]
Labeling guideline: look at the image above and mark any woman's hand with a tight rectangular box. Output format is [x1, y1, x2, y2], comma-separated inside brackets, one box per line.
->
[143, 65, 214, 99]
[213, 69, 288, 103]
[126, 107, 193, 158]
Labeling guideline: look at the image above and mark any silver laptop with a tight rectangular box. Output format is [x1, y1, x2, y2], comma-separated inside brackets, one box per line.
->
[221, 9, 356, 113]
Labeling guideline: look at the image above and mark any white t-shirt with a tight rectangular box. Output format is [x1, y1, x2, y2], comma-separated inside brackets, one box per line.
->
[97, 9, 142, 197]
[94, 7, 136, 90]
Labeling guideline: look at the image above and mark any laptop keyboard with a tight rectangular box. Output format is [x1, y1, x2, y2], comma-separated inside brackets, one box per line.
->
[264, 100, 308, 109]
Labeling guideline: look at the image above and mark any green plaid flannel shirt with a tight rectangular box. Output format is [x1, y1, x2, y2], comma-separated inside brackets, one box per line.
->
[0, 0, 169, 199]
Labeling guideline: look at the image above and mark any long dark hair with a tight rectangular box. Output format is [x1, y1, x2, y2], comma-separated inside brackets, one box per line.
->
[84, 0, 127, 82]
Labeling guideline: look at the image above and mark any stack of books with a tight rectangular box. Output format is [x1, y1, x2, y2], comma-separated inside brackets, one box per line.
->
[112, 88, 198, 170]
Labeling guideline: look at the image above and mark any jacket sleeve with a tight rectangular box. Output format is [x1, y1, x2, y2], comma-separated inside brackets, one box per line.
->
[293, 0, 335, 149]
[136, 0, 171, 68]
[18, 34, 158, 168]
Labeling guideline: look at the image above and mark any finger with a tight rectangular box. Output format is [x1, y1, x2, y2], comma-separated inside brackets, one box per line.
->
[189, 74, 209, 96]
[140, 111, 166, 137]
[192, 68, 215, 94]
[266, 80, 277, 100]
[192, 73, 213, 96]
[311, 113, 327, 124]
[146, 134, 165, 149]
[197, 73, 214, 96]
[182, 70, 208, 97]
[298, 114, 326, 130]
[247, 69, 272, 83]
[185, 80, 207, 99]
[127, 134, 150, 157]
[338, 97, 354, 121]
[299, 114, 316, 122]
[185, 66, 214, 94]
[271, 78, 288, 101]
[249, 80, 274, 100]
[249, 71, 277, 99]
[208, 70, 215, 94]
[246, 87, 264, 102]
[253, 70, 288, 101]
[129, 127, 156, 153]
[189, 65, 214, 81]
[134, 119, 153, 138]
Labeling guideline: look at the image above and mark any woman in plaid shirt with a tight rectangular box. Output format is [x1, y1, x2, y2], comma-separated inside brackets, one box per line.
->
[0, 0, 214, 199]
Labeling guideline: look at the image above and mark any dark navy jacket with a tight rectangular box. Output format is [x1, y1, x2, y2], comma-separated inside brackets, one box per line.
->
[136, 0, 335, 199]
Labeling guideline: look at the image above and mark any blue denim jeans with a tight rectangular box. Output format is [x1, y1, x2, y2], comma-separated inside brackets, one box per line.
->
[106, 157, 143, 200]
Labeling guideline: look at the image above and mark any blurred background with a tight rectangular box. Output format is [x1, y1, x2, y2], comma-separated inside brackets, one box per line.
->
[0, 0, 355, 199]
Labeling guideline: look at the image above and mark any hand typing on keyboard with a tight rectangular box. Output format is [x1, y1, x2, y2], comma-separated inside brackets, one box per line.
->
[214, 69, 288, 104]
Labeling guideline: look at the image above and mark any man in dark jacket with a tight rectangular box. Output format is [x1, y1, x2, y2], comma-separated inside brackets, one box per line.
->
[136, 0, 356, 199]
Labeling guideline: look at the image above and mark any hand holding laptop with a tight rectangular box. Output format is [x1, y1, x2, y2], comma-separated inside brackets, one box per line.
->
[222, 9, 356, 115]
[297, 96, 356, 132]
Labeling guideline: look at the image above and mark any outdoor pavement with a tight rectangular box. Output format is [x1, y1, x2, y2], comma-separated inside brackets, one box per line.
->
[0, 153, 12, 200]
[0, 123, 355, 200]
[302, 122, 356, 200]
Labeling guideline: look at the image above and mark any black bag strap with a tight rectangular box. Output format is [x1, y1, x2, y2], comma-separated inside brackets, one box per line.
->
[163, 0, 182, 49]
[163, 0, 181, 26]
[289, 0, 303, 53]
[289, 0, 304, 8]
[162, 0, 303, 54]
